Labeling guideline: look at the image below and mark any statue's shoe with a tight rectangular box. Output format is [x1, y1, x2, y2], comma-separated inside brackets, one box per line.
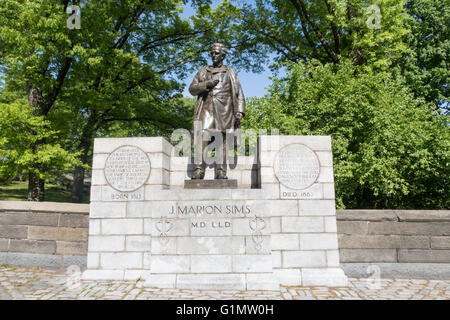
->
[215, 172, 228, 180]
[192, 169, 205, 180]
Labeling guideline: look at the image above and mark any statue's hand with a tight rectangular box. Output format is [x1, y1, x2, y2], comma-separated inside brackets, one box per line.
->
[235, 112, 243, 121]
[206, 79, 219, 89]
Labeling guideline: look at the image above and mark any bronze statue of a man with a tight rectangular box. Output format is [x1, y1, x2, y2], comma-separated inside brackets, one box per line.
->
[189, 43, 245, 180]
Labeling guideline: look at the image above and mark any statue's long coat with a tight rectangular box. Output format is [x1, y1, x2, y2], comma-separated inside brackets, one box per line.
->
[189, 65, 245, 132]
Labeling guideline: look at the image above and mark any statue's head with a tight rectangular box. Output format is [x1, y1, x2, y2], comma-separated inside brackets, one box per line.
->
[210, 43, 227, 66]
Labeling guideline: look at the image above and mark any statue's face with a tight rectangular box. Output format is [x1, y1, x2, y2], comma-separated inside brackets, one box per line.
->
[210, 47, 225, 65]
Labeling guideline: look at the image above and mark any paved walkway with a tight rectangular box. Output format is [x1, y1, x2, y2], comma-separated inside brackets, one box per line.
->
[0, 266, 449, 300]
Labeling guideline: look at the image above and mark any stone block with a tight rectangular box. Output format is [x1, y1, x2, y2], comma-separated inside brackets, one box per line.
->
[56, 241, 87, 256]
[316, 151, 333, 167]
[90, 202, 126, 218]
[233, 255, 272, 272]
[230, 185, 279, 200]
[124, 270, 151, 281]
[9, 239, 56, 254]
[271, 233, 299, 250]
[273, 269, 302, 286]
[299, 200, 336, 216]
[87, 253, 100, 269]
[246, 273, 279, 290]
[398, 249, 450, 263]
[301, 268, 348, 287]
[282, 251, 327, 268]
[90, 186, 102, 201]
[281, 217, 324, 233]
[177, 274, 246, 290]
[28, 226, 88, 242]
[91, 169, 106, 186]
[126, 235, 151, 252]
[260, 135, 331, 152]
[431, 237, 450, 249]
[270, 217, 281, 233]
[151, 237, 177, 254]
[177, 236, 245, 255]
[147, 168, 169, 185]
[0, 225, 28, 239]
[326, 250, 341, 267]
[338, 235, 430, 249]
[89, 219, 100, 235]
[58, 214, 89, 228]
[259, 151, 277, 167]
[337, 221, 369, 235]
[100, 252, 143, 269]
[0, 238, 9, 251]
[88, 235, 125, 252]
[91, 153, 107, 169]
[245, 235, 271, 254]
[396, 210, 450, 222]
[82, 270, 124, 281]
[368, 222, 450, 236]
[272, 251, 281, 268]
[0, 212, 58, 226]
[170, 171, 188, 185]
[150, 255, 190, 273]
[93, 137, 172, 155]
[145, 274, 176, 288]
[317, 167, 334, 183]
[300, 233, 338, 250]
[147, 152, 170, 170]
[339, 249, 397, 262]
[336, 210, 397, 221]
[245, 200, 298, 217]
[324, 216, 338, 232]
[322, 184, 335, 200]
[101, 219, 143, 235]
[191, 255, 232, 273]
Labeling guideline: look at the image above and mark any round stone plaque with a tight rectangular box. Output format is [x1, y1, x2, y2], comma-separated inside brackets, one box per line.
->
[274, 144, 320, 190]
[104, 146, 151, 192]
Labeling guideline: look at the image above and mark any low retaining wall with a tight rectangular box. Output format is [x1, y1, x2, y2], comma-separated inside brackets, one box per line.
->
[0, 201, 89, 269]
[0, 202, 449, 272]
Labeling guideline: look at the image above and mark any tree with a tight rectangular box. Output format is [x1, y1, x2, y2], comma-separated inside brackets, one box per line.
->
[242, 60, 449, 209]
[218, 0, 408, 70]
[395, 0, 449, 112]
[0, 0, 213, 201]
[0, 100, 82, 197]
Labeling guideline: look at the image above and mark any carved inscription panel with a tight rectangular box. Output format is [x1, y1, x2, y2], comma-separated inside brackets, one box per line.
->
[274, 144, 320, 190]
[104, 146, 151, 192]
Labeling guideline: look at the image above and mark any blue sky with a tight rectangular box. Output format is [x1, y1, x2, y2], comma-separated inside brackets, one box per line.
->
[180, 2, 276, 98]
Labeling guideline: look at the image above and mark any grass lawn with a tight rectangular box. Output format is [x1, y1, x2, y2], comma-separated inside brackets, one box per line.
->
[0, 180, 90, 203]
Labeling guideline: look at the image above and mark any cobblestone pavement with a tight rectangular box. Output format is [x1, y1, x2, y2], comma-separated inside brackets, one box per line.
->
[0, 266, 449, 300]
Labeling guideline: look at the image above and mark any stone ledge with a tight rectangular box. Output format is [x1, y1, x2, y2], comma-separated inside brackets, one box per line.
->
[0, 201, 89, 214]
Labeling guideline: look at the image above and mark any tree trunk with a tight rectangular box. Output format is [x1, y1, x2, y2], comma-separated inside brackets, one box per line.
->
[70, 165, 85, 203]
[27, 170, 44, 201]
[70, 116, 95, 203]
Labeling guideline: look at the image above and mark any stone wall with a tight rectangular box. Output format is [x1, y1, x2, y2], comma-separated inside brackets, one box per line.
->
[337, 210, 450, 263]
[1, 202, 449, 268]
[0, 201, 89, 268]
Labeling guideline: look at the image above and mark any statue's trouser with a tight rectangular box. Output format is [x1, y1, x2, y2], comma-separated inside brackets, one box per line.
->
[193, 131, 227, 178]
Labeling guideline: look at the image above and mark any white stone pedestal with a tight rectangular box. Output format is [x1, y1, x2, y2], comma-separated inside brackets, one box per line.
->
[82, 135, 348, 289]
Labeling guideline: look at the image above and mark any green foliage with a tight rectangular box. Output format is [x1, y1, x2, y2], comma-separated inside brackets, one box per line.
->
[242, 61, 449, 209]
[0, 101, 83, 182]
[394, 0, 449, 111]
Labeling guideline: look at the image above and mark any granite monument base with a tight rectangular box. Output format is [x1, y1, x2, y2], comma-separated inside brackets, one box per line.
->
[82, 135, 348, 289]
